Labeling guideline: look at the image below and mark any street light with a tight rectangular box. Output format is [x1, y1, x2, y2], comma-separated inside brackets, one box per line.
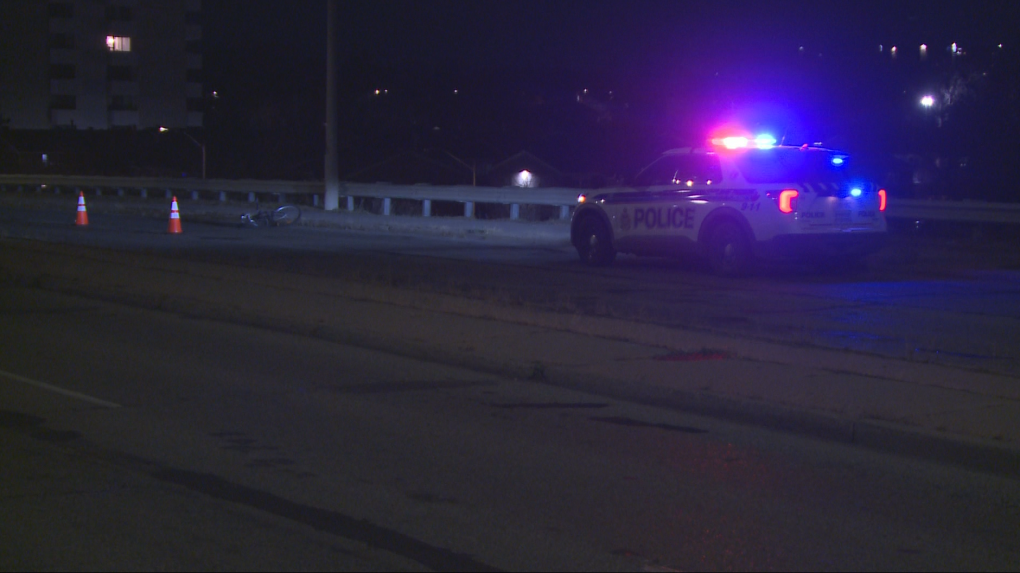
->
[159, 126, 206, 179]
[514, 169, 536, 188]
[920, 95, 935, 108]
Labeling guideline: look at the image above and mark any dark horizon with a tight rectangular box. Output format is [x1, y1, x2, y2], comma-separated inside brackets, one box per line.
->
[200, 1, 1020, 180]
[206, 1, 1020, 74]
[5, 1, 1020, 198]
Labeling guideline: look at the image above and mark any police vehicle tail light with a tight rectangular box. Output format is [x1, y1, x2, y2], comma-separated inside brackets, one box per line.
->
[767, 189, 799, 213]
[577, 194, 587, 203]
[878, 189, 887, 211]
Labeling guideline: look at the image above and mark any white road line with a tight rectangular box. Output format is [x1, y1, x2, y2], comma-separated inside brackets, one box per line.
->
[0, 369, 121, 409]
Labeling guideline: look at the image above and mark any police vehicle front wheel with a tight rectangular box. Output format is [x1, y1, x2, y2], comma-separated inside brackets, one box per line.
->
[707, 221, 752, 276]
[577, 218, 616, 266]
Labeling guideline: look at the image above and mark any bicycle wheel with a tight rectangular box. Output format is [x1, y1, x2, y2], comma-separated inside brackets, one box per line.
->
[271, 205, 301, 226]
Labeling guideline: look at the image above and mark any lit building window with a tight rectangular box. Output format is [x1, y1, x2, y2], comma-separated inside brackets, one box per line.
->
[106, 36, 131, 52]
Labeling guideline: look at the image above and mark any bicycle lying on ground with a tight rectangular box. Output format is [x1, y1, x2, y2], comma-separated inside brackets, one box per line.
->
[240, 202, 301, 227]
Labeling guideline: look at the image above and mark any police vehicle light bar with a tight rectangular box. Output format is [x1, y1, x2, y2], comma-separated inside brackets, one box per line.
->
[710, 134, 777, 150]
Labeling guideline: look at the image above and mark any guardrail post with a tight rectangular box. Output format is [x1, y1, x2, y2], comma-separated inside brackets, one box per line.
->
[346, 196, 354, 211]
[464, 201, 474, 218]
[560, 205, 570, 220]
[165, 189, 172, 199]
[383, 197, 391, 216]
[95, 187, 102, 197]
[140, 188, 147, 199]
[248, 192, 256, 203]
[219, 191, 227, 202]
[313, 194, 320, 207]
[190, 190, 199, 201]
[510, 204, 520, 220]
[422, 199, 431, 217]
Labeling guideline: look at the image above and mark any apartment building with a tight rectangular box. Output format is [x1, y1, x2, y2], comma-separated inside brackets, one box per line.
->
[0, 0, 202, 130]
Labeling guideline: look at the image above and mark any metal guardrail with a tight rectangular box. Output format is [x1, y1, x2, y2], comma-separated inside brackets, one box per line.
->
[337, 182, 578, 219]
[2, 174, 1019, 224]
[884, 198, 1020, 224]
[0, 175, 580, 220]
[0, 174, 315, 201]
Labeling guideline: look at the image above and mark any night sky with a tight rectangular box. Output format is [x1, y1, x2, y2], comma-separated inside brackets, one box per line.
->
[206, 1, 1019, 72]
[199, 1, 1020, 188]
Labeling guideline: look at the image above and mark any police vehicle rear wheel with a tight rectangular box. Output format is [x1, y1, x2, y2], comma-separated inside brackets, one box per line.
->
[707, 221, 752, 276]
[578, 218, 616, 266]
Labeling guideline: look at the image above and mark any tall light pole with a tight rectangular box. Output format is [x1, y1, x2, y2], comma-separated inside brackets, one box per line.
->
[324, 0, 340, 210]
[159, 127, 206, 179]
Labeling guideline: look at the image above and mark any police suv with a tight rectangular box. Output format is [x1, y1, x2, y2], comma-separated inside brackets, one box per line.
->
[570, 135, 888, 275]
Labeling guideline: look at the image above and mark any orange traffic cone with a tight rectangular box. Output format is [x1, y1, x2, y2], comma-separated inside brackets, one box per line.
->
[167, 196, 182, 234]
[75, 192, 88, 226]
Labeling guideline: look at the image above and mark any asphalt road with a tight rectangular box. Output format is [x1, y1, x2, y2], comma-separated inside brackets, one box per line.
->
[3, 286, 1019, 571]
[3, 198, 1020, 377]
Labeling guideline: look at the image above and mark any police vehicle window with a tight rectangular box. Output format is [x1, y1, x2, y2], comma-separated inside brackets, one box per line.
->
[733, 148, 848, 183]
[633, 157, 682, 186]
[674, 155, 723, 184]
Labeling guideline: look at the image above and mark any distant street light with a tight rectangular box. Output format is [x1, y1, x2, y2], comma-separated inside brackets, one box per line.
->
[159, 126, 206, 179]
[920, 95, 935, 108]
[514, 170, 536, 188]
